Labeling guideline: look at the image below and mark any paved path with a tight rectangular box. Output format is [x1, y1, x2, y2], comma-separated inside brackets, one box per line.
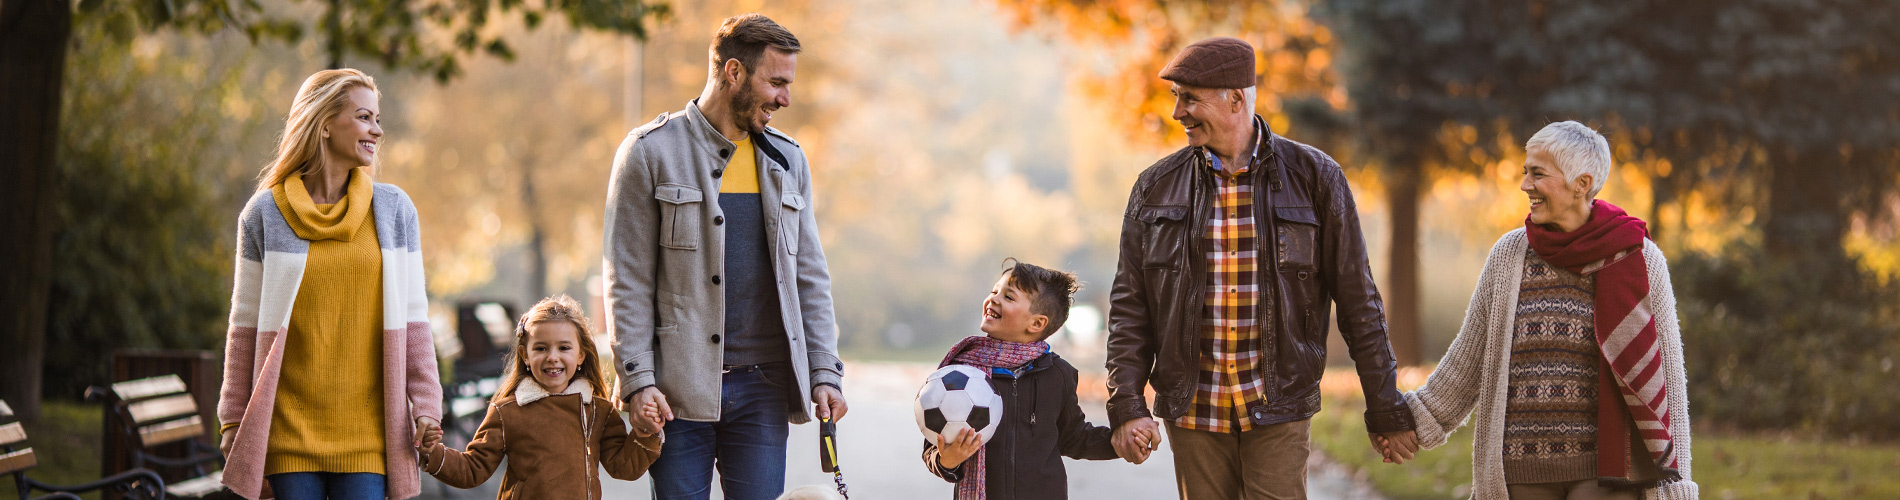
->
[418, 362, 1383, 499]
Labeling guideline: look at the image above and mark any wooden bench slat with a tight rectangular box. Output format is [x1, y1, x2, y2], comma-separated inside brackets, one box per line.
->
[0, 400, 12, 418]
[0, 422, 24, 447]
[169, 470, 225, 497]
[139, 415, 205, 447]
[127, 394, 198, 424]
[0, 448, 36, 475]
[112, 375, 190, 402]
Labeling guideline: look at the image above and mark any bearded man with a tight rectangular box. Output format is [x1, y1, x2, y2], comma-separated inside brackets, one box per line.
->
[603, 13, 847, 500]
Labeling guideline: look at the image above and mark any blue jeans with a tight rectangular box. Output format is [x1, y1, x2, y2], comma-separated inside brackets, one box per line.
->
[650, 362, 794, 500]
[265, 472, 385, 500]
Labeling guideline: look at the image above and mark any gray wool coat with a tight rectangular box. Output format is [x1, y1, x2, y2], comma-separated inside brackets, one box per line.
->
[603, 99, 843, 424]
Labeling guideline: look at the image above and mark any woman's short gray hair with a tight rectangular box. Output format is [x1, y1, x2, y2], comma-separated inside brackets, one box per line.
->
[1525, 121, 1612, 198]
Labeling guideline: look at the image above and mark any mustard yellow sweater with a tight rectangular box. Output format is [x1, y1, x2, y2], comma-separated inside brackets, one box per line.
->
[263, 170, 388, 474]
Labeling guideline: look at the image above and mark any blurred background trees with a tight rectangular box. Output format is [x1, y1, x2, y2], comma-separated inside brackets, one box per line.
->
[8, 0, 1898, 442]
[0, 0, 664, 420]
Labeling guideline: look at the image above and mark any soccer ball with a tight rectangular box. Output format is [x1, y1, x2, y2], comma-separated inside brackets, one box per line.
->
[914, 364, 1003, 445]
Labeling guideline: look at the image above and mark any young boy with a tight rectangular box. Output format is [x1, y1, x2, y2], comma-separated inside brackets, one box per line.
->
[922, 259, 1120, 500]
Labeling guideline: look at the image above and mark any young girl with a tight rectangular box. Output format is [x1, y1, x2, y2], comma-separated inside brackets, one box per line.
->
[415, 295, 664, 499]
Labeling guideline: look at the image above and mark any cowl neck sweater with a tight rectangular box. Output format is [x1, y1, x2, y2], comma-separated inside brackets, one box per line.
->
[273, 167, 374, 242]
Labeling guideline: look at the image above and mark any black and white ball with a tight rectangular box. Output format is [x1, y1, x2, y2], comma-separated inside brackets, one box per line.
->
[914, 364, 1003, 445]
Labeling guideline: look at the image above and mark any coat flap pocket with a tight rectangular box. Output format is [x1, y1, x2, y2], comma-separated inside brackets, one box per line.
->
[781, 192, 807, 210]
[1274, 206, 1318, 226]
[655, 184, 703, 205]
[1138, 205, 1188, 223]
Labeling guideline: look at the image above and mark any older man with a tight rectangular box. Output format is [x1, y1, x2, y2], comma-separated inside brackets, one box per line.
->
[603, 13, 846, 500]
[1105, 37, 1417, 499]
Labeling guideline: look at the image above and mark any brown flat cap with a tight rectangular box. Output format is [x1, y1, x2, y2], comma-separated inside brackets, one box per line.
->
[1159, 37, 1257, 89]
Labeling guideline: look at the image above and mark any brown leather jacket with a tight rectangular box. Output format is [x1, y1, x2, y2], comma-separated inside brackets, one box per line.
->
[1106, 117, 1414, 433]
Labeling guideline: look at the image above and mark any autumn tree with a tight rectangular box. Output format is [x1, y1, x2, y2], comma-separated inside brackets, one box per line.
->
[0, 0, 665, 421]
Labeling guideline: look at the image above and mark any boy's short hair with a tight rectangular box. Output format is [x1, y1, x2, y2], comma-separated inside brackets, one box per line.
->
[1002, 258, 1082, 340]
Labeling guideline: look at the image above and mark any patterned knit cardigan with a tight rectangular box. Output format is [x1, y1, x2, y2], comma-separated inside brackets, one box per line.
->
[1404, 229, 1697, 500]
[217, 184, 443, 500]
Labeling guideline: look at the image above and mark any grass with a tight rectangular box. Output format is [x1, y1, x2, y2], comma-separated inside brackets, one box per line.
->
[6, 400, 107, 500]
[1311, 368, 1900, 499]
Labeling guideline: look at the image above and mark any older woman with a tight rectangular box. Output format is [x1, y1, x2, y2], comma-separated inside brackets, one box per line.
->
[1396, 121, 1698, 499]
[217, 69, 442, 500]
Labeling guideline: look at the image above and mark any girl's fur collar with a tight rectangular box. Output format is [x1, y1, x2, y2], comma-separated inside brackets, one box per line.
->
[515, 378, 592, 406]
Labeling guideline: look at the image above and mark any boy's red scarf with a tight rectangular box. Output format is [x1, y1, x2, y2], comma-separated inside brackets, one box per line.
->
[938, 335, 1049, 500]
[1526, 200, 1679, 484]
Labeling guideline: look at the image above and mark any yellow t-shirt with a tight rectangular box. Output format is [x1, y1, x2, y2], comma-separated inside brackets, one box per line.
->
[722, 135, 759, 194]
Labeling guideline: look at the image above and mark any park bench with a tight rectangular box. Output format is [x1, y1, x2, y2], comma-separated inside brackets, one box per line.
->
[1, 399, 165, 499]
[88, 376, 226, 498]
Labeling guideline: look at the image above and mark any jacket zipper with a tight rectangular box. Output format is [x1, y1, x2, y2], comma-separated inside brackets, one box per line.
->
[582, 398, 595, 500]
[1010, 376, 1020, 499]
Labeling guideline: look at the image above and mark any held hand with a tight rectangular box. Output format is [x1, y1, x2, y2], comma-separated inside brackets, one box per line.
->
[1112, 418, 1161, 464]
[627, 387, 673, 436]
[812, 385, 849, 423]
[416, 424, 443, 451]
[414, 417, 440, 448]
[935, 428, 982, 468]
[633, 401, 666, 437]
[1371, 430, 1419, 464]
[219, 427, 236, 457]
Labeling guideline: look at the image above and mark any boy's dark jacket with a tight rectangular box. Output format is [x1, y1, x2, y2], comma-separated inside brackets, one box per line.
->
[922, 351, 1119, 500]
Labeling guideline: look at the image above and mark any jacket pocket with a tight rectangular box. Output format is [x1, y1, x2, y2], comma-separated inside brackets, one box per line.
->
[1137, 205, 1190, 269]
[779, 192, 805, 255]
[655, 184, 704, 250]
[1273, 206, 1319, 272]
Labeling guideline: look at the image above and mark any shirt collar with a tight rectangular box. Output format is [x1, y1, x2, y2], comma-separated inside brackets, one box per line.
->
[1203, 118, 1267, 176]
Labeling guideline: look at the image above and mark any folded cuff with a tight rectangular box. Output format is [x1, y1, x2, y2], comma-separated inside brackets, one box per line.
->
[616, 351, 658, 401]
[1646, 480, 1699, 500]
[808, 351, 845, 389]
[1402, 391, 1450, 449]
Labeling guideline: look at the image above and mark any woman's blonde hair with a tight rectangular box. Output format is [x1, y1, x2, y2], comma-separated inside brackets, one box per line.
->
[256, 69, 381, 191]
[493, 295, 612, 404]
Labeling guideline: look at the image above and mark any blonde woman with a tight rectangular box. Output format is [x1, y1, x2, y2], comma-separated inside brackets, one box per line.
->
[1397, 121, 1697, 499]
[216, 69, 442, 500]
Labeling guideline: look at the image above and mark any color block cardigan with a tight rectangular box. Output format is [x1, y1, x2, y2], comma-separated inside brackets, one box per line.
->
[1403, 229, 1697, 500]
[218, 184, 442, 499]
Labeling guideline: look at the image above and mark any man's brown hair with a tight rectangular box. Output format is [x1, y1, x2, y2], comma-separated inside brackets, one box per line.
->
[1002, 258, 1082, 340]
[709, 13, 801, 81]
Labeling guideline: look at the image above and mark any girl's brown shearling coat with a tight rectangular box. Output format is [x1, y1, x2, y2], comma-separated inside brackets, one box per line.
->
[419, 379, 660, 500]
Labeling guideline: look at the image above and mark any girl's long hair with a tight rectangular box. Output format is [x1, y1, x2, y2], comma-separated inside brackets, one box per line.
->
[256, 69, 380, 191]
[493, 295, 613, 404]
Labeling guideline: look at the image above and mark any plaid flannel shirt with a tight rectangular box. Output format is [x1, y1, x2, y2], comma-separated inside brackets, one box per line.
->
[1176, 127, 1271, 434]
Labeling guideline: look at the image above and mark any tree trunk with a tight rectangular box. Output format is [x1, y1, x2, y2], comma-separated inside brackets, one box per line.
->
[521, 165, 548, 300]
[1384, 162, 1423, 367]
[0, 0, 71, 422]
[327, 0, 344, 69]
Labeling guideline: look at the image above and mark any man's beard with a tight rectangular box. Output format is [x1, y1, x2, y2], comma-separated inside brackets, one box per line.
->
[729, 84, 768, 134]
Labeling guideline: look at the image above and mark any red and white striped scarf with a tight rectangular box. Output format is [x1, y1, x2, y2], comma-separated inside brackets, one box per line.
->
[1526, 200, 1679, 484]
[938, 335, 1049, 500]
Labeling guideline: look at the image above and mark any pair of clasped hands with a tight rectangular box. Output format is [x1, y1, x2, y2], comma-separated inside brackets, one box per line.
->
[409, 401, 672, 451]
[1102, 418, 1422, 465]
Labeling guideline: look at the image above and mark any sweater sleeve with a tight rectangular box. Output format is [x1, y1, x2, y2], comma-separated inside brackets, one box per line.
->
[421, 404, 507, 488]
[1644, 243, 1699, 500]
[1404, 232, 1517, 449]
[398, 191, 444, 424]
[218, 196, 267, 428]
[598, 408, 662, 481]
